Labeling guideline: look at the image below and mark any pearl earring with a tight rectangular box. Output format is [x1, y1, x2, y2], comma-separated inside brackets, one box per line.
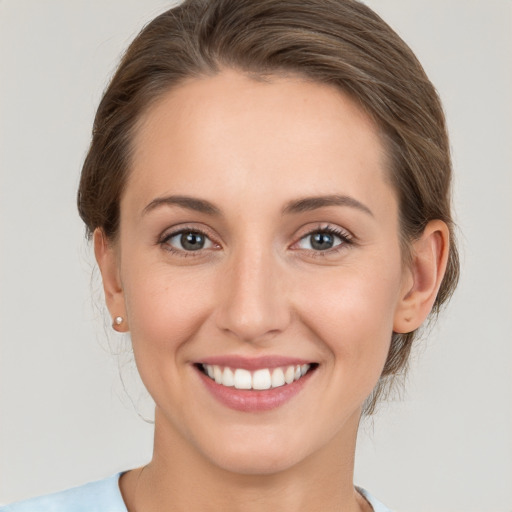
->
[113, 316, 123, 328]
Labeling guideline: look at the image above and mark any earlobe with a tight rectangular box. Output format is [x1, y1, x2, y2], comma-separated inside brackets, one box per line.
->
[393, 220, 450, 334]
[93, 228, 129, 332]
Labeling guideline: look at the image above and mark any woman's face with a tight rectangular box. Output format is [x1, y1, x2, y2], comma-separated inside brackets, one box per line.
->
[103, 69, 413, 474]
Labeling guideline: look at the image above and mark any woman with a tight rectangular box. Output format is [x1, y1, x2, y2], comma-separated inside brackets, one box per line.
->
[1, 0, 459, 511]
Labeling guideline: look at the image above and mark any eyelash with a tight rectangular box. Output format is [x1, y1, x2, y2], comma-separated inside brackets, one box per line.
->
[294, 225, 353, 258]
[159, 226, 219, 258]
[158, 224, 353, 258]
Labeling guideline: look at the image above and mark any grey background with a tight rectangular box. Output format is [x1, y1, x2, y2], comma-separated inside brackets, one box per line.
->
[1, 1, 511, 511]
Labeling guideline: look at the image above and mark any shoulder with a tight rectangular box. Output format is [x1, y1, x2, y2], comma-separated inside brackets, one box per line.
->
[0, 473, 127, 512]
[356, 486, 394, 512]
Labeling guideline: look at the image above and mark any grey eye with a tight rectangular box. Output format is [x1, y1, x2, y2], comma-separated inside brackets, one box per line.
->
[297, 231, 343, 251]
[166, 231, 214, 251]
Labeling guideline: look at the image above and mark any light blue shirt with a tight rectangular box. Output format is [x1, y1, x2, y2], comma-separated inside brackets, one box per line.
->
[1, 473, 392, 512]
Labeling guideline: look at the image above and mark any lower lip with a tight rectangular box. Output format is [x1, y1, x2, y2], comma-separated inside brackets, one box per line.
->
[196, 367, 315, 412]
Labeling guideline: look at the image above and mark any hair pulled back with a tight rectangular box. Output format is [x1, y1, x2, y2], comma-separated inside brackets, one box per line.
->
[78, 0, 459, 414]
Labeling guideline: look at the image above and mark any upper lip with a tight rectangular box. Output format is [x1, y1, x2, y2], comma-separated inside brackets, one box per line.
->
[196, 355, 315, 371]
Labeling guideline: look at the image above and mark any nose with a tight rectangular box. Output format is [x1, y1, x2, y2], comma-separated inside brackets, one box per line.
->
[214, 243, 291, 343]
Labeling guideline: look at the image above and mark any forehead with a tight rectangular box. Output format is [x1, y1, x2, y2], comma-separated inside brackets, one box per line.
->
[126, 69, 394, 217]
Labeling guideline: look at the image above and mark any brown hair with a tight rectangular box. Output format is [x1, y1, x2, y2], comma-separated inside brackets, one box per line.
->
[78, 0, 459, 414]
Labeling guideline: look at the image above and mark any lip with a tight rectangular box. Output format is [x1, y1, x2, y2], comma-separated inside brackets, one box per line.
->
[193, 356, 317, 412]
[197, 355, 313, 371]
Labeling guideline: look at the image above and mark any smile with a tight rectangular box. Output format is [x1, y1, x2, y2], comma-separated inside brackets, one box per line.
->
[200, 363, 312, 390]
[195, 358, 318, 412]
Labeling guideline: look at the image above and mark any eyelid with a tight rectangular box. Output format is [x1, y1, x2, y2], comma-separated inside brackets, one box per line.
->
[167, 231, 216, 249]
[158, 224, 221, 255]
[290, 223, 354, 254]
[157, 222, 354, 258]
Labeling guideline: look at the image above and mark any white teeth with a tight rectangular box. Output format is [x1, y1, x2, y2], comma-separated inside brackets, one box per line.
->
[234, 369, 252, 389]
[252, 369, 272, 390]
[222, 367, 234, 387]
[214, 365, 223, 384]
[202, 363, 313, 390]
[284, 365, 295, 384]
[271, 367, 285, 388]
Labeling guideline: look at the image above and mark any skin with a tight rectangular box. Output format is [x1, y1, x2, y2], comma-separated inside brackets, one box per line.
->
[95, 69, 449, 512]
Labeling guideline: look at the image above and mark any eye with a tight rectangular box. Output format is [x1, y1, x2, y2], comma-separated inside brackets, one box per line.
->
[295, 227, 351, 252]
[163, 230, 216, 252]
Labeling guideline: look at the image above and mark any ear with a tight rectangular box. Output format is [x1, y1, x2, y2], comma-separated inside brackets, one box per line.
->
[393, 220, 450, 334]
[93, 228, 129, 332]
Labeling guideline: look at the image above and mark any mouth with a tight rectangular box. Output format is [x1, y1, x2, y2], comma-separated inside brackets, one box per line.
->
[196, 362, 317, 390]
[193, 358, 318, 412]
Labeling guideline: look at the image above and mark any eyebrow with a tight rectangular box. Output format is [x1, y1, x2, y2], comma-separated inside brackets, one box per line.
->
[283, 195, 374, 217]
[142, 195, 222, 216]
[142, 193, 373, 218]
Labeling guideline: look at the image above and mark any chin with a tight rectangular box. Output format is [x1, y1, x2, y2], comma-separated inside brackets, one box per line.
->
[189, 419, 336, 477]
[205, 441, 310, 476]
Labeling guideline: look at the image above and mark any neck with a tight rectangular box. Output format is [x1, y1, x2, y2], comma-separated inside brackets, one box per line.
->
[122, 407, 369, 512]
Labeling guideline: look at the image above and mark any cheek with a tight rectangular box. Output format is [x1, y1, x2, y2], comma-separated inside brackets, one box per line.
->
[298, 261, 403, 375]
[122, 263, 214, 362]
